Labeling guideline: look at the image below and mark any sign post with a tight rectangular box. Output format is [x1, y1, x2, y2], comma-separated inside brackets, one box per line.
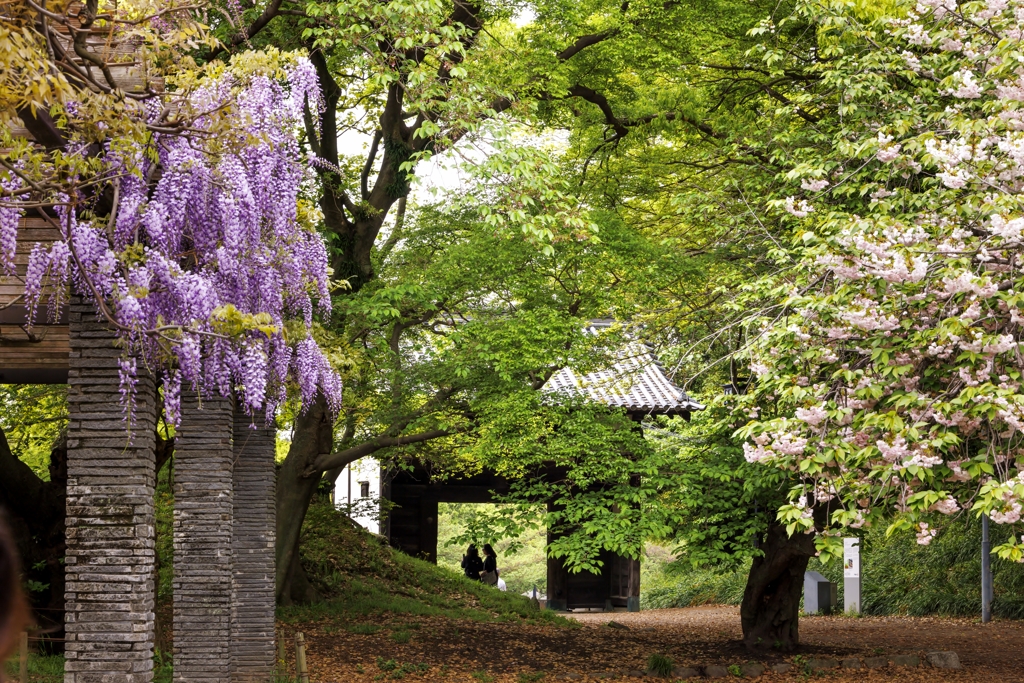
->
[982, 514, 993, 623]
[844, 538, 861, 615]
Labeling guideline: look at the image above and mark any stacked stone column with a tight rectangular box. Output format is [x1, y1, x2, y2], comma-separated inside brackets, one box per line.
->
[65, 299, 158, 683]
[231, 406, 278, 681]
[64, 297, 280, 682]
[173, 392, 235, 682]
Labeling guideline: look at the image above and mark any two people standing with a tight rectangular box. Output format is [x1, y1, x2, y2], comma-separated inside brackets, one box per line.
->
[461, 544, 505, 590]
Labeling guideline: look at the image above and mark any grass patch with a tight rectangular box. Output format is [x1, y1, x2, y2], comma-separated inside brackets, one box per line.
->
[278, 500, 573, 628]
[346, 623, 384, 635]
[472, 671, 495, 683]
[518, 673, 546, 682]
[646, 653, 674, 678]
[3, 653, 174, 683]
[391, 630, 412, 644]
[375, 658, 429, 680]
[2, 653, 64, 682]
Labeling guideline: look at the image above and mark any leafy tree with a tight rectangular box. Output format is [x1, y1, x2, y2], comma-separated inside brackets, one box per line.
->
[513, 0, 830, 651]
[211, 0, 769, 601]
[688, 0, 1024, 650]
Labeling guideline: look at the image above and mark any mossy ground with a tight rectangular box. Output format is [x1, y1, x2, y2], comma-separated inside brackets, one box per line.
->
[280, 500, 570, 628]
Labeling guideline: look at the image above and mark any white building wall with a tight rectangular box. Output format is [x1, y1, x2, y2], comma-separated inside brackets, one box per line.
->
[334, 457, 381, 534]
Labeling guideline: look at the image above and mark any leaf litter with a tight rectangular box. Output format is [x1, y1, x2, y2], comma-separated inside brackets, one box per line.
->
[278, 605, 1024, 682]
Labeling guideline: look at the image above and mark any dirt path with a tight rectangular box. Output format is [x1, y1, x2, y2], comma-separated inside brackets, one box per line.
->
[293, 605, 1024, 682]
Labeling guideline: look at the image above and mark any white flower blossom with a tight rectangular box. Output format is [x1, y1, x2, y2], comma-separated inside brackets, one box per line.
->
[784, 196, 815, 217]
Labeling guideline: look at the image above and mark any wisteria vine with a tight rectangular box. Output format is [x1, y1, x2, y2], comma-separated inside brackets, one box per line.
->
[1, 53, 342, 425]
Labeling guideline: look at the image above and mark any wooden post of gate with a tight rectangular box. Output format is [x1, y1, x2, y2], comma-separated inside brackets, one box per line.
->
[277, 629, 287, 674]
[295, 632, 309, 683]
[19, 631, 28, 683]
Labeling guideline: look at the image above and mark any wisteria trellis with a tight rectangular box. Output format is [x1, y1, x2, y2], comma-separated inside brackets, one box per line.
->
[0, 55, 342, 425]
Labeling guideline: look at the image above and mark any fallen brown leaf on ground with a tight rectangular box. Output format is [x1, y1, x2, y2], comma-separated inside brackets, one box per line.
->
[279, 605, 1024, 682]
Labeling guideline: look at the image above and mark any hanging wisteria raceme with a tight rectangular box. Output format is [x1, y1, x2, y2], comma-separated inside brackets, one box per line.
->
[7, 53, 342, 424]
[0, 171, 23, 274]
[737, 0, 1024, 560]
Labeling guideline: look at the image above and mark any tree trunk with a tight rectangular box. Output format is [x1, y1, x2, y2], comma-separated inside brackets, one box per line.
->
[740, 522, 816, 653]
[0, 427, 66, 651]
[275, 395, 334, 605]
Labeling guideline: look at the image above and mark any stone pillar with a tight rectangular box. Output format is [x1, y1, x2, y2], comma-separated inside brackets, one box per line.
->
[173, 392, 234, 682]
[231, 406, 277, 682]
[65, 299, 157, 683]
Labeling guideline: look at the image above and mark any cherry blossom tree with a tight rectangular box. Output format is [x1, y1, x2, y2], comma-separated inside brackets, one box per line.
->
[738, 0, 1024, 566]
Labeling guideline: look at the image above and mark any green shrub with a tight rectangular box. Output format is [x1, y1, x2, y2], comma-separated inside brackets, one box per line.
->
[646, 514, 1024, 619]
[518, 673, 546, 682]
[641, 563, 748, 610]
[807, 516, 1024, 619]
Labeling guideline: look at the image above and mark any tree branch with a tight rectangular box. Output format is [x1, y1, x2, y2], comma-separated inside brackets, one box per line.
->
[15, 107, 65, 150]
[233, 0, 283, 46]
[556, 29, 619, 61]
[309, 428, 454, 474]
[567, 84, 628, 141]
[361, 130, 382, 200]
[309, 49, 341, 166]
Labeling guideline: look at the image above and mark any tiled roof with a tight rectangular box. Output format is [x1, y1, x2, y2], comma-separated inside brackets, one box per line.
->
[542, 326, 703, 415]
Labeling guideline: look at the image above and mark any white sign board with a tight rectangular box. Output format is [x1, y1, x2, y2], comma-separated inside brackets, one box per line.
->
[844, 537, 860, 578]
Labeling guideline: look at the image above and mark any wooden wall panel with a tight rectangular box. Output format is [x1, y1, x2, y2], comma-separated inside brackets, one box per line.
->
[0, 215, 71, 379]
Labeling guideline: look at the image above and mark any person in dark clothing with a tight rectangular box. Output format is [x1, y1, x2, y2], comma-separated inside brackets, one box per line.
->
[482, 544, 497, 574]
[480, 543, 498, 585]
[461, 544, 483, 580]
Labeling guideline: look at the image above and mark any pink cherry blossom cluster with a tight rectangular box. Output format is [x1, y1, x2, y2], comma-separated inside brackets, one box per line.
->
[5, 56, 342, 425]
[747, 0, 1024, 557]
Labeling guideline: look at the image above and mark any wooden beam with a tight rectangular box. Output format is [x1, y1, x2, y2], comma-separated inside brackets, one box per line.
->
[0, 304, 68, 325]
[0, 368, 69, 384]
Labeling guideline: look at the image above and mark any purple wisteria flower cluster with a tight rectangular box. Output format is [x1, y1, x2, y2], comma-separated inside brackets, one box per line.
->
[11, 57, 342, 425]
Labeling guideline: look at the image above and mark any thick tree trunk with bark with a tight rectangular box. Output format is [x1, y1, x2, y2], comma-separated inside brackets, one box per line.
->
[275, 395, 335, 605]
[740, 522, 816, 653]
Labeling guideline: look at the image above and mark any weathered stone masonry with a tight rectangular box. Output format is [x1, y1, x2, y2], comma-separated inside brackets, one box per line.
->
[65, 299, 158, 683]
[62, 302, 280, 683]
[173, 392, 235, 683]
[231, 406, 277, 682]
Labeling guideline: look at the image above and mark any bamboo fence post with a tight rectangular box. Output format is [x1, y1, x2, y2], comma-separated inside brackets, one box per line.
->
[19, 631, 28, 683]
[277, 629, 287, 674]
[295, 632, 309, 683]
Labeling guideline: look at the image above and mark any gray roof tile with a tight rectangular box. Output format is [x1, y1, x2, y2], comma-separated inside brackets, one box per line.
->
[543, 326, 703, 415]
